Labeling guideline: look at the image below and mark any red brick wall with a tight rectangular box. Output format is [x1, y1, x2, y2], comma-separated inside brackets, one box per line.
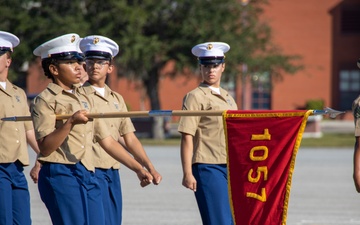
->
[262, 0, 340, 110]
[263, 0, 360, 112]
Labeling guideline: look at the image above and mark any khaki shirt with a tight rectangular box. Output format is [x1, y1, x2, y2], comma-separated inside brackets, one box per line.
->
[80, 82, 135, 169]
[178, 83, 238, 164]
[31, 83, 110, 171]
[0, 80, 32, 165]
[353, 95, 360, 136]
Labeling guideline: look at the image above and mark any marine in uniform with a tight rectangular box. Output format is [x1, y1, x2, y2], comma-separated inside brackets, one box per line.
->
[79, 35, 162, 225]
[178, 42, 238, 225]
[0, 31, 41, 225]
[352, 58, 360, 193]
[31, 33, 153, 225]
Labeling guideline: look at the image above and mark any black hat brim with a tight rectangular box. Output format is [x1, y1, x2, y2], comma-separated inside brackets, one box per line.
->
[198, 57, 225, 65]
[85, 51, 112, 60]
[50, 51, 84, 61]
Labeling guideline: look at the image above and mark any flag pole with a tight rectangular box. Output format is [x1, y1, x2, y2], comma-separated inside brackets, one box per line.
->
[312, 107, 345, 119]
[0, 110, 225, 121]
[1, 107, 345, 122]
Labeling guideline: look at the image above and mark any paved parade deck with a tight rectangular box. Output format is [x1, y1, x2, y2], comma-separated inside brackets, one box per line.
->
[26, 144, 360, 225]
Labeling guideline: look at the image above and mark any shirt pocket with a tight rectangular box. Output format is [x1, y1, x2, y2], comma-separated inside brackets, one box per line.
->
[204, 104, 221, 111]
[54, 101, 72, 115]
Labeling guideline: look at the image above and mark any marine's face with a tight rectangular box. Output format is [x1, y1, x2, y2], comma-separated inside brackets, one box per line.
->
[85, 59, 112, 84]
[79, 61, 88, 84]
[0, 52, 11, 80]
[200, 63, 225, 87]
[51, 59, 83, 89]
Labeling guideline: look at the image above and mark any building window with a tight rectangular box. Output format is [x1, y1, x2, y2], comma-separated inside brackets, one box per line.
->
[339, 69, 360, 111]
[341, 7, 360, 34]
[251, 72, 271, 109]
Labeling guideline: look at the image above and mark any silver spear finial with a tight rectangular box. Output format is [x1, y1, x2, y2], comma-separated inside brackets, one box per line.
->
[312, 107, 346, 119]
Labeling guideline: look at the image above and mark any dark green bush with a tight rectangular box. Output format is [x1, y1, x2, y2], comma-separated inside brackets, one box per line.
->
[305, 99, 324, 110]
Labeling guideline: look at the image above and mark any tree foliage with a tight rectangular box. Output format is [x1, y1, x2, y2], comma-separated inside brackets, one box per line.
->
[0, 0, 303, 108]
[0, 0, 90, 82]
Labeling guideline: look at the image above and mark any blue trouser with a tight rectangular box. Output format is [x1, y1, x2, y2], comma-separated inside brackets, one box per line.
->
[38, 162, 104, 225]
[192, 163, 234, 225]
[95, 168, 122, 225]
[0, 161, 31, 225]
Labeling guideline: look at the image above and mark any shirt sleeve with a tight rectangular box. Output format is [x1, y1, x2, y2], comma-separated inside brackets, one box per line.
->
[19, 89, 34, 132]
[31, 97, 57, 140]
[116, 94, 135, 135]
[177, 92, 201, 136]
[92, 117, 112, 142]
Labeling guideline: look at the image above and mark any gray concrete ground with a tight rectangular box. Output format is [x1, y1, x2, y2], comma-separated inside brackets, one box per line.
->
[320, 120, 354, 134]
[26, 144, 360, 225]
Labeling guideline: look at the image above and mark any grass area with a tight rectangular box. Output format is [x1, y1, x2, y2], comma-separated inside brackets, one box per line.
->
[300, 133, 354, 148]
[139, 133, 355, 148]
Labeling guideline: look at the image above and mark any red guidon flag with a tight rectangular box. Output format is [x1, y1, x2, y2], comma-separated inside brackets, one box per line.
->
[223, 110, 312, 225]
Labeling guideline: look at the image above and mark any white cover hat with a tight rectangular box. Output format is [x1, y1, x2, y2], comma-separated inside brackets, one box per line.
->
[0, 31, 20, 53]
[191, 42, 230, 65]
[79, 35, 119, 60]
[33, 33, 82, 59]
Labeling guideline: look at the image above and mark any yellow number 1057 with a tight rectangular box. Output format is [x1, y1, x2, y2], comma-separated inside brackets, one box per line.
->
[246, 129, 270, 202]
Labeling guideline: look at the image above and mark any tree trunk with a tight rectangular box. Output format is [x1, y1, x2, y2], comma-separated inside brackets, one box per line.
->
[144, 68, 164, 140]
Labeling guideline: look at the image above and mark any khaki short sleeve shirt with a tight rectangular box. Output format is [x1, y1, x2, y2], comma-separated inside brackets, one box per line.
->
[80, 83, 135, 169]
[178, 83, 238, 164]
[0, 80, 31, 165]
[31, 83, 109, 171]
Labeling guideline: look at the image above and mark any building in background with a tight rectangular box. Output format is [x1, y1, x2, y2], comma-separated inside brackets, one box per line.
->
[26, 0, 360, 121]
[262, 0, 360, 117]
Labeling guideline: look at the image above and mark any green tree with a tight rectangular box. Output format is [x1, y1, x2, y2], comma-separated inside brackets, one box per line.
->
[82, 0, 302, 138]
[0, 0, 90, 85]
[0, 0, 303, 139]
